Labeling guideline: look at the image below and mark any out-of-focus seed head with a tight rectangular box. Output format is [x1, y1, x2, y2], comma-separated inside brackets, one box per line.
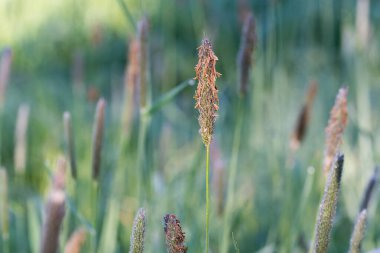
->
[129, 208, 145, 253]
[323, 88, 348, 175]
[0, 48, 12, 109]
[163, 214, 187, 253]
[64, 227, 87, 253]
[312, 153, 344, 253]
[92, 98, 106, 180]
[348, 209, 367, 253]
[237, 13, 256, 96]
[194, 39, 221, 146]
[290, 80, 318, 152]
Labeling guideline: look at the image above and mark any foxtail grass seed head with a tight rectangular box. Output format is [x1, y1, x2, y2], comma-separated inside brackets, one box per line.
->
[323, 88, 348, 175]
[63, 112, 77, 179]
[64, 227, 86, 253]
[0, 167, 8, 238]
[124, 38, 140, 132]
[349, 209, 368, 253]
[290, 80, 318, 152]
[14, 104, 30, 175]
[163, 214, 187, 253]
[0, 48, 12, 109]
[237, 13, 256, 96]
[312, 153, 344, 253]
[41, 159, 67, 253]
[194, 39, 221, 146]
[360, 166, 379, 211]
[92, 98, 106, 180]
[137, 18, 149, 109]
[129, 208, 146, 253]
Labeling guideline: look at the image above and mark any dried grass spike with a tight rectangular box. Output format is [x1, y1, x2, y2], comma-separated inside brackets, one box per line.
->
[194, 38, 221, 146]
[359, 166, 379, 211]
[41, 159, 67, 253]
[0, 48, 12, 108]
[123, 38, 140, 132]
[323, 88, 348, 175]
[14, 104, 30, 174]
[237, 13, 256, 96]
[163, 214, 187, 253]
[290, 80, 318, 152]
[92, 98, 106, 180]
[348, 209, 368, 253]
[64, 227, 86, 253]
[63, 112, 77, 179]
[137, 18, 149, 108]
[129, 208, 145, 253]
[312, 153, 344, 253]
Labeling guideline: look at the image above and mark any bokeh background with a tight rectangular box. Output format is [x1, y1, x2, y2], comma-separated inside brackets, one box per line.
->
[1, 0, 380, 252]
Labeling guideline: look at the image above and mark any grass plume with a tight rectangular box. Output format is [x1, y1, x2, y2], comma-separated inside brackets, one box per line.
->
[348, 209, 367, 253]
[63, 112, 77, 179]
[14, 104, 30, 175]
[0, 48, 12, 109]
[41, 158, 66, 253]
[194, 38, 220, 147]
[323, 88, 348, 175]
[311, 153, 344, 253]
[237, 12, 256, 96]
[360, 166, 379, 211]
[129, 208, 145, 253]
[194, 38, 220, 253]
[290, 80, 318, 152]
[92, 98, 106, 180]
[64, 228, 86, 253]
[137, 17, 149, 109]
[163, 214, 187, 253]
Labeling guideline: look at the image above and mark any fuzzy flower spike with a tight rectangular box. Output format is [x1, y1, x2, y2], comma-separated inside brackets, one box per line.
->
[194, 39, 221, 146]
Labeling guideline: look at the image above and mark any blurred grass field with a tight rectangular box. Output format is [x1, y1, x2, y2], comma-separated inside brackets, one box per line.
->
[1, 0, 380, 252]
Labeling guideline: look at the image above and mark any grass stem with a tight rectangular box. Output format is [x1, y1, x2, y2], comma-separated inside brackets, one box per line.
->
[206, 143, 210, 253]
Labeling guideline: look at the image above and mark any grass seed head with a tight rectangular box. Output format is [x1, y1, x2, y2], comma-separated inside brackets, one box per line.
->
[0, 48, 12, 108]
[92, 98, 106, 180]
[41, 158, 67, 253]
[64, 227, 86, 253]
[163, 214, 187, 253]
[14, 104, 30, 175]
[63, 112, 77, 179]
[194, 38, 220, 146]
[349, 209, 368, 253]
[129, 208, 146, 253]
[323, 87, 348, 175]
[237, 13, 256, 96]
[290, 80, 318, 152]
[360, 166, 379, 211]
[137, 17, 149, 108]
[312, 153, 344, 253]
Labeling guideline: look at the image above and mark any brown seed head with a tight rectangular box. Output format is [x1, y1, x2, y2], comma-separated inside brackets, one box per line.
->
[323, 88, 348, 175]
[163, 214, 187, 253]
[194, 39, 221, 146]
[0, 48, 12, 108]
[64, 228, 87, 253]
[290, 80, 318, 152]
[92, 98, 106, 180]
[237, 13, 256, 96]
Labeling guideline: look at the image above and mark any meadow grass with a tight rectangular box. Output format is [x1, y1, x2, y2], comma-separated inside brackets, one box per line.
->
[0, 0, 380, 252]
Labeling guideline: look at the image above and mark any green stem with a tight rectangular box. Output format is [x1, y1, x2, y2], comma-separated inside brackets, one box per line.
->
[205, 143, 210, 253]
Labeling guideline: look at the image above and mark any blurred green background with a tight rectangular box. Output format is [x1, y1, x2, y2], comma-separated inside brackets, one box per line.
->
[1, 0, 380, 252]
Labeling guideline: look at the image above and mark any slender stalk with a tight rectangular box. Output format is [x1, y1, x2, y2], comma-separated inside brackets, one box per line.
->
[205, 143, 210, 253]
